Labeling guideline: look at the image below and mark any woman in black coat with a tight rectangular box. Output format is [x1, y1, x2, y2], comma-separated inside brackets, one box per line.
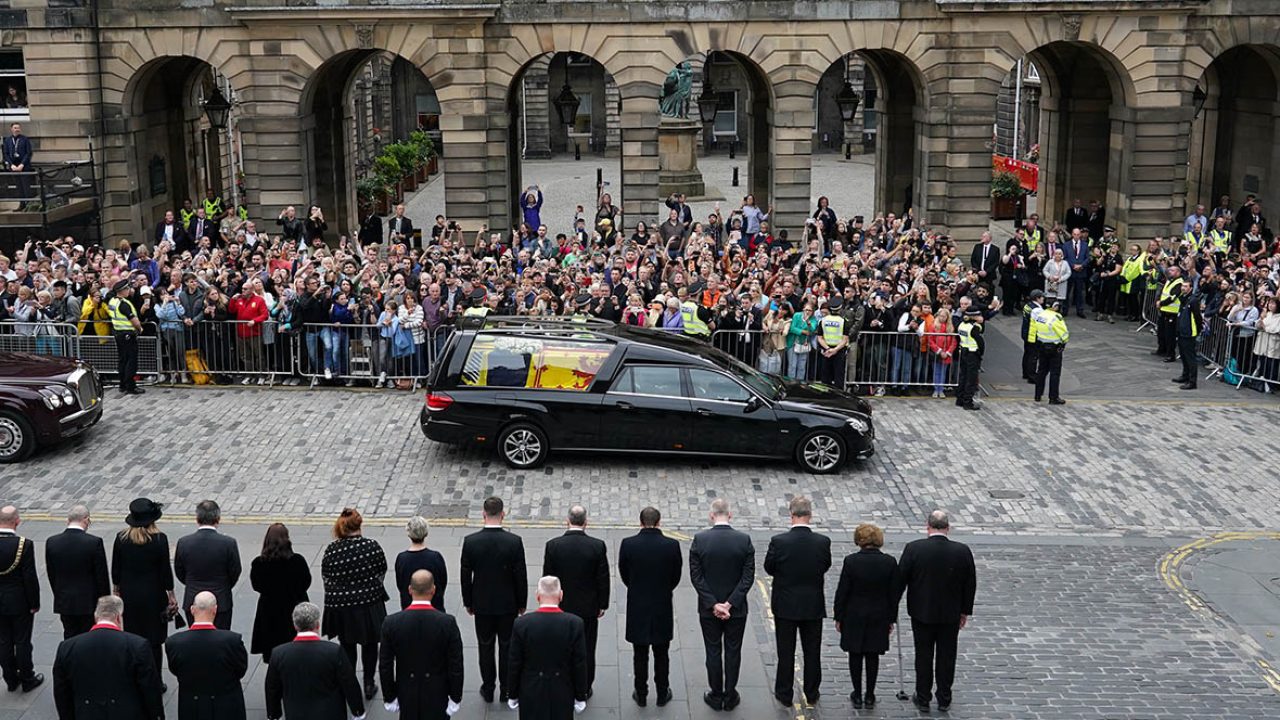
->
[250, 523, 312, 662]
[833, 523, 898, 708]
[111, 498, 177, 680]
[322, 508, 389, 702]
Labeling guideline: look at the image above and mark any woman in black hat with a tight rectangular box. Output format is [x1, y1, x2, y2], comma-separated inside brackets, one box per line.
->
[111, 498, 176, 681]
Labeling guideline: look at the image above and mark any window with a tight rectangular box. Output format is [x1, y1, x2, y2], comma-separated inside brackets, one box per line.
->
[572, 92, 592, 135]
[713, 90, 737, 138]
[0, 50, 28, 122]
[612, 365, 683, 397]
[687, 369, 751, 403]
[461, 335, 611, 390]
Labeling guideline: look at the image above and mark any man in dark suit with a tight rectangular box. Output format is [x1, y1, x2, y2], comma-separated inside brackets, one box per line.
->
[460, 496, 527, 703]
[507, 576, 589, 717]
[388, 204, 416, 247]
[44, 504, 110, 639]
[1063, 197, 1088, 233]
[154, 209, 189, 250]
[266, 601, 366, 720]
[380, 570, 464, 719]
[689, 498, 754, 711]
[53, 595, 164, 719]
[0, 505, 40, 693]
[358, 208, 383, 247]
[185, 207, 213, 255]
[1086, 201, 1106, 241]
[166, 591, 248, 720]
[174, 499, 241, 629]
[969, 232, 1000, 285]
[764, 496, 832, 706]
[894, 510, 977, 712]
[618, 506, 681, 707]
[542, 504, 609, 696]
[1062, 228, 1091, 318]
[3, 123, 32, 208]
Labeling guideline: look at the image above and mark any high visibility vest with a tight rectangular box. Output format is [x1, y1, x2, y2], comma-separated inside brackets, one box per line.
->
[819, 314, 845, 347]
[957, 321, 978, 352]
[1184, 232, 1204, 251]
[680, 301, 708, 336]
[204, 196, 224, 219]
[1120, 255, 1143, 293]
[1159, 278, 1182, 314]
[179, 207, 196, 227]
[463, 306, 489, 319]
[1030, 309, 1069, 345]
[108, 297, 136, 332]
[1210, 229, 1231, 253]
[1025, 227, 1043, 251]
[237, 205, 248, 221]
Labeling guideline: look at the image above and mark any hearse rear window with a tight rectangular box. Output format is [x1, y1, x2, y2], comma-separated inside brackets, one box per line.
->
[461, 335, 612, 390]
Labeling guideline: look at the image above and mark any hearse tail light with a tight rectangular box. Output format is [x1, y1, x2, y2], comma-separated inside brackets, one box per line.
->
[425, 392, 454, 412]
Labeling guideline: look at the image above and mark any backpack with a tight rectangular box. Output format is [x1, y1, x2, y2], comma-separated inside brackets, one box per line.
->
[1222, 357, 1240, 385]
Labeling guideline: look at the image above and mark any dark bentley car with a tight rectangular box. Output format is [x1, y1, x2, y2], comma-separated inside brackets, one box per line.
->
[420, 317, 874, 474]
[0, 352, 104, 463]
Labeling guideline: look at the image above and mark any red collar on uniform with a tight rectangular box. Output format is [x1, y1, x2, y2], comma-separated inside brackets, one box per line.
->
[91, 622, 121, 632]
[293, 632, 322, 642]
[190, 622, 216, 631]
[535, 606, 562, 614]
[407, 602, 437, 612]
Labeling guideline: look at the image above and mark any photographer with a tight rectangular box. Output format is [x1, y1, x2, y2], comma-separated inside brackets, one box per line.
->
[276, 206, 304, 243]
[304, 206, 328, 245]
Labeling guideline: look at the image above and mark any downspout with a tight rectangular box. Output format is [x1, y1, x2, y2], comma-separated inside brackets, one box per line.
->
[90, 0, 108, 243]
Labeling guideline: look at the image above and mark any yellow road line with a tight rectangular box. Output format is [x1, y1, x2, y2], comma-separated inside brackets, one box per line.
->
[1158, 531, 1280, 693]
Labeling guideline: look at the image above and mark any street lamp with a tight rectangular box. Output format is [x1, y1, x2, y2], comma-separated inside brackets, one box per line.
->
[553, 84, 581, 160]
[202, 86, 232, 130]
[697, 82, 719, 125]
[836, 81, 861, 160]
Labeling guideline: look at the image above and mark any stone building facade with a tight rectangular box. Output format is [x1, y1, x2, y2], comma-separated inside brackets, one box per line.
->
[9, 0, 1280, 246]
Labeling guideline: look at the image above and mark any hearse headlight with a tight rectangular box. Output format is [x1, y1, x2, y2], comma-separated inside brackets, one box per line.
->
[845, 417, 869, 433]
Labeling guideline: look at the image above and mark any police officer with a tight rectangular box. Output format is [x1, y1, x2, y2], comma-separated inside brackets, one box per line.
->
[1171, 276, 1204, 390]
[203, 188, 224, 221]
[816, 298, 848, 389]
[107, 279, 144, 395]
[1154, 266, 1183, 362]
[954, 309, 984, 411]
[461, 288, 490, 328]
[680, 294, 712, 340]
[1029, 299, 1069, 405]
[1020, 289, 1045, 382]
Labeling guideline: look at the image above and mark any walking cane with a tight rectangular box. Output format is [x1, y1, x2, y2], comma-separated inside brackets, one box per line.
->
[895, 622, 909, 701]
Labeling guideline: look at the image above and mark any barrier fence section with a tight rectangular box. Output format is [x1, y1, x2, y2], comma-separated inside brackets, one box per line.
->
[1136, 281, 1164, 334]
[850, 330, 962, 391]
[295, 323, 454, 387]
[1197, 316, 1278, 391]
[0, 321, 78, 357]
[0, 321, 161, 379]
[160, 320, 297, 384]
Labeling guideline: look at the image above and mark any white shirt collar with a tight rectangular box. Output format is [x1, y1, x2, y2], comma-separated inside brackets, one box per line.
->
[713, 520, 732, 527]
[566, 527, 585, 533]
[295, 631, 320, 639]
[197, 525, 218, 531]
[94, 619, 120, 629]
[409, 600, 434, 607]
[0, 529, 15, 535]
[791, 523, 811, 529]
[65, 523, 87, 532]
[927, 529, 949, 539]
[538, 603, 559, 609]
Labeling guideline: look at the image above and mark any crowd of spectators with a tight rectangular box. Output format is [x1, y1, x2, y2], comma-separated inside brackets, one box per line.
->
[0, 186, 1278, 394]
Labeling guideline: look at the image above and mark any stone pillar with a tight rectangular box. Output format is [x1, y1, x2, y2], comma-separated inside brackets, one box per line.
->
[924, 73, 1000, 244]
[522, 55, 552, 159]
[771, 78, 816, 231]
[1123, 104, 1188, 239]
[618, 89, 660, 225]
[604, 79, 621, 157]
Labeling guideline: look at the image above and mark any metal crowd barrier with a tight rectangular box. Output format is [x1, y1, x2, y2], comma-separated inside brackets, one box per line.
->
[1198, 317, 1277, 391]
[1136, 281, 1164, 334]
[0, 321, 78, 356]
[0, 321, 161, 381]
[157, 319, 298, 384]
[296, 323, 454, 387]
[1196, 314, 1232, 381]
[850, 330, 962, 391]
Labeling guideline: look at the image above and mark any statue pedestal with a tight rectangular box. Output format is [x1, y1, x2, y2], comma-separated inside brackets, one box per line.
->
[658, 118, 705, 197]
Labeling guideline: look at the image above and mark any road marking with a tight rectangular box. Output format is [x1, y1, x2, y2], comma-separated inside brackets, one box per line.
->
[754, 577, 811, 720]
[1158, 531, 1280, 693]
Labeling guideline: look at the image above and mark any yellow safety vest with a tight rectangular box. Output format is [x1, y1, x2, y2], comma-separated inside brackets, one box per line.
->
[179, 208, 196, 228]
[1184, 232, 1204, 251]
[107, 296, 136, 332]
[680, 301, 708, 336]
[204, 196, 224, 219]
[1120, 255, 1143, 294]
[957, 321, 978, 352]
[463, 307, 489, 318]
[1029, 309, 1069, 345]
[1025, 227, 1042, 251]
[1210, 229, 1231, 253]
[819, 315, 845, 348]
[1159, 278, 1182, 314]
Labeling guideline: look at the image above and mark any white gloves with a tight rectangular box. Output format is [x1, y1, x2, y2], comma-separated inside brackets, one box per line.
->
[507, 698, 519, 710]
[383, 699, 399, 713]
[446, 699, 461, 716]
[574, 700, 587, 713]
[352, 715, 366, 720]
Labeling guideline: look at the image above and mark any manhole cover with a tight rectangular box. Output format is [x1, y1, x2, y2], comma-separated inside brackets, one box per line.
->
[988, 489, 1025, 500]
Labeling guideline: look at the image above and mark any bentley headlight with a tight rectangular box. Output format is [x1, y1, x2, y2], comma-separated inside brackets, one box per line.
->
[846, 417, 869, 433]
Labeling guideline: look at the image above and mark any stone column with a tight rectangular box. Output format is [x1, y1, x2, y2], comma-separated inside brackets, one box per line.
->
[618, 89, 660, 224]
[1123, 104, 1188, 239]
[923, 72, 1000, 244]
[771, 78, 816, 231]
[522, 55, 552, 159]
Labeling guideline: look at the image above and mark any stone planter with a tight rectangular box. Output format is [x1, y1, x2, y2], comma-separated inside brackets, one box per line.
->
[991, 196, 1020, 220]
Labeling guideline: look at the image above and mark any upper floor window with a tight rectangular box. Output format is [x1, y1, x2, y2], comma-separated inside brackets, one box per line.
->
[0, 50, 29, 122]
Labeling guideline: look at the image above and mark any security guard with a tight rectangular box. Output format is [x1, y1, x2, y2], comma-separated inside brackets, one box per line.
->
[1154, 266, 1184, 362]
[1119, 243, 1147, 321]
[1208, 218, 1232, 258]
[1020, 289, 1045, 382]
[571, 293, 592, 322]
[460, 288, 490, 328]
[203, 188, 225, 220]
[1183, 224, 1205, 252]
[816, 297, 849, 389]
[679, 295, 711, 340]
[107, 279, 144, 395]
[1029, 299, 1069, 405]
[178, 199, 196, 229]
[1171, 279, 1204, 390]
[955, 308, 984, 411]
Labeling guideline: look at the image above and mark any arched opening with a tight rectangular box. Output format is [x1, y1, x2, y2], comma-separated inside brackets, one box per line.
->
[812, 50, 922, 225]
[505, 52, 622, 236]
[301, 50, 441, 242]
[1020, 41, 1130, 233]
[1188, 45, 1280, 221]
[124, 57, 236, 231]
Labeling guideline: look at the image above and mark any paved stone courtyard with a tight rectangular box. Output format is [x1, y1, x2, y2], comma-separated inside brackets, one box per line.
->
[1, 310, 1278, 719]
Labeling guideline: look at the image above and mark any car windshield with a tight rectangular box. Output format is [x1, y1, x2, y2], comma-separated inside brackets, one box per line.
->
[710, 349, 784, 399]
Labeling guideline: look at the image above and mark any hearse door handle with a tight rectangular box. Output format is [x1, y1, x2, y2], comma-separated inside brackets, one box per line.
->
[615, 401, 634, 411]
[695, 408, 713, 416]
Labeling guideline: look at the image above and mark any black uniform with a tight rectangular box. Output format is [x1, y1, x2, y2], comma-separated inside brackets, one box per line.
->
[166, 624, 249, 720]
[0, 530, 38, 689]
[688, 524, 754, 708]
[174, 528, 242, 629]
[1174, 290, 1205, 388]
[617, 527, 682, 701]
[45, 526, 110, 639]
[763, 526, 832, 705]
[508, 608, 589, 720]
[265, 636, 365, 720]
[955, 319, 984, 409]
[53, 624, 165, 720]
[379, 604, 465, 720]
[542, 529, 609, 691]
[460, 526, 527, 699]
[111, 294, 140, 392]
[894, 535, 977, 708]
[1020, 301, 1042, 381]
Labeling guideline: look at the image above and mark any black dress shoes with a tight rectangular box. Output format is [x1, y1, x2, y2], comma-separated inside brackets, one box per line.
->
[938, 700, 951, 711]
[1180, 382, 1197, 390]
[632, 690, 647, 707]
[363, 678, 377, 701]
[1049, 398, 1066, 405]
[723, 691, 741, 711]
[703, 691, 723, 711]
[656, 688, 673, 706]
[851, 692, 863, 708]
[20, 674, 43, 692]
[912, 694, 931, 711]
[864, 691, 876, 707]
[774, 692, 793, 706]
[479, 687, 494, 703]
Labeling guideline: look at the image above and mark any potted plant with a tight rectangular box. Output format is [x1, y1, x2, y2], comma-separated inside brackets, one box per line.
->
[991, 170, 1025, 220]
[410, 130, 436, 180]
[372, 154, 401, 213]
[356, 176, 381, 214]
[385, 141, 420, 191]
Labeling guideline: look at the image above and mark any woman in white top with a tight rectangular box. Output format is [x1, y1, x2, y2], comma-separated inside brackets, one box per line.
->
[397, 292, 425, 386]
[1043, 248, 1071, 302]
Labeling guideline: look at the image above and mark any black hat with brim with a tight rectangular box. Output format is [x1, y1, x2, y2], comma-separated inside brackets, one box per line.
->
[125, 498, 163, 527]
